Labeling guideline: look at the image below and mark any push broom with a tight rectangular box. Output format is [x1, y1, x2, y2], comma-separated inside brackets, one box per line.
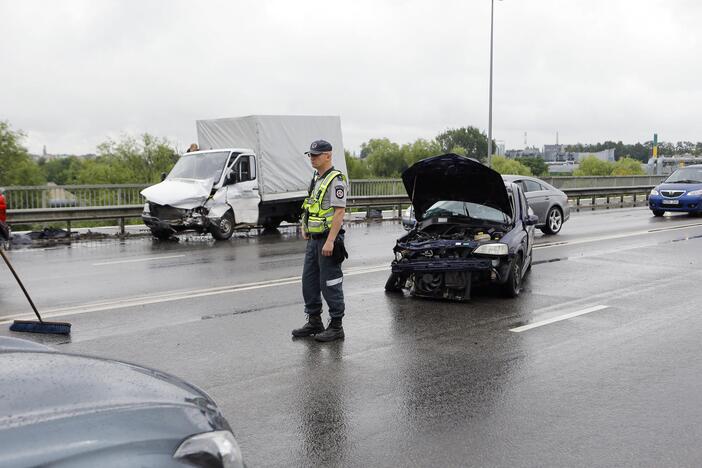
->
[0, 247, 71, 335]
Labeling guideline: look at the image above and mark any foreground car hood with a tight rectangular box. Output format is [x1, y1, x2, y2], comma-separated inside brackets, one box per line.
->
[402, 154, 511, 220]
[0, 350, 229, 466]
[141, 178, 214, 209]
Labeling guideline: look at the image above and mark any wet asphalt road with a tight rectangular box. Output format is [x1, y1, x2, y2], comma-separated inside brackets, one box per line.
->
[2, 208, 702, 466]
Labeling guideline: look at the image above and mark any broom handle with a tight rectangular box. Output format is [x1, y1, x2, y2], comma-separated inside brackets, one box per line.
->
[0, 247, 43, 323]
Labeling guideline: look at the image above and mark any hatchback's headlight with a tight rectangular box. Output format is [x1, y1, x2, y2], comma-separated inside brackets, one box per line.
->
[650, 189, 659, 196]
[473, 243, 508, 256]
[686, 189, 702, 196]
[173, 430, 244, 468]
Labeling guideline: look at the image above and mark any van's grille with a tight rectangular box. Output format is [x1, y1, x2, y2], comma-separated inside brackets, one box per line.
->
[661, 190, 684, 198]
[149, 203, 185, 221]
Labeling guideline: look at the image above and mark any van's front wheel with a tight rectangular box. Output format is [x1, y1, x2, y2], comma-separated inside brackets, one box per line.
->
[211, 211, 235, 240]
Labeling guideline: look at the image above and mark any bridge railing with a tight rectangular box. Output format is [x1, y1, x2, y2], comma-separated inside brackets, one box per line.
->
[2, 177, 663, 230]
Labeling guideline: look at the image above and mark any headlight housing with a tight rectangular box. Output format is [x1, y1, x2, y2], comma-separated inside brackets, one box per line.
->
[473, 243, 508, 256]
[173, 430, 244, 468]
[650, 189, 659, 196]
[686, 189, 702, 196]
[143, 202, 150, 213]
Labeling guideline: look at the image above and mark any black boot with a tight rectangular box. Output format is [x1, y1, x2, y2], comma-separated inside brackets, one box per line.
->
[292, 314, 325, 337]
[314, 318, 345, 342]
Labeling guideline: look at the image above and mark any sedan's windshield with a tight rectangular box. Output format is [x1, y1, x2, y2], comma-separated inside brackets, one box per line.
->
[423, 200, 509, 224]
[665, 167, 702, 184]
[168, 151, 230, 181]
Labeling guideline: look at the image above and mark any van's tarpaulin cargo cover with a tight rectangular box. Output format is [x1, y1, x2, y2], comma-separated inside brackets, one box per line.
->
[196, 115, 347, 202]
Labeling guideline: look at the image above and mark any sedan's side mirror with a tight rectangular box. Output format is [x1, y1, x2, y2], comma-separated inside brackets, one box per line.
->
[160, 172, 167, 181]
[525, 214, 539, 226]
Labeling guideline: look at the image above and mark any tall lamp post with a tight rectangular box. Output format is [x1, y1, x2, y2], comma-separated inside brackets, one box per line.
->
[487, 0, 501, 167]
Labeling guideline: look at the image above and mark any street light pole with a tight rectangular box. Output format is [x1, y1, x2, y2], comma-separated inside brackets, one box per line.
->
[487, 0, 497, 167]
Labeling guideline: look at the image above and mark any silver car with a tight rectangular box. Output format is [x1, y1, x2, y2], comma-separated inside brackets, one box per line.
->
[501, 175, 570, 235]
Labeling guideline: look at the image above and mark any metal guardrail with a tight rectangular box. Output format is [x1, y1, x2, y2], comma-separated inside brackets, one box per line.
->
[3, 178, 659, 231]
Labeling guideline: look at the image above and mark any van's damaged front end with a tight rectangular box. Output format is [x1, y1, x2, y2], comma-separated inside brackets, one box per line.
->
[141, 178, 230, 239]
[386, 153, 529, 301]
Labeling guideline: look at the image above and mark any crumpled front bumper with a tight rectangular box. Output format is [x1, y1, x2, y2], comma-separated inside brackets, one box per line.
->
[391, 256, 512, 285]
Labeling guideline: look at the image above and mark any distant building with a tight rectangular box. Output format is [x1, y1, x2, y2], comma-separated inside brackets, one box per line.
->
[505, 146, 542, 159]
[543, 144, 567, 162]
[573, 148, 615, 162]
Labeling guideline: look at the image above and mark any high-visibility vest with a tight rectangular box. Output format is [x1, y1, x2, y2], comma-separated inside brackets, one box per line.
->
[301, 170, 345, 234]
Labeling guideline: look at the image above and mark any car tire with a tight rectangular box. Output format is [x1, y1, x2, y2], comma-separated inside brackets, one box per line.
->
[540, 206, 563, 235]
[652, 210, 665, 217]
[150, 228, 174, 240]
[502, 255, 523, 298]
[262, 217, 283, 230]
[211, 211, 235, 241]
[384, 272, 405, 292]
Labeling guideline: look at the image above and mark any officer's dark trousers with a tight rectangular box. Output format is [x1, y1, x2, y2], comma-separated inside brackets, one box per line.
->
[302, 234, 345, 319]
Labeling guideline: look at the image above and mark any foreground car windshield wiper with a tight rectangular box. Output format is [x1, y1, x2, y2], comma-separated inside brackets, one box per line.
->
[668, 179, 701, 184]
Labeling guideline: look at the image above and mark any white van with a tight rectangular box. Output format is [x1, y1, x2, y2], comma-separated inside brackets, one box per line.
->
[141, 115, 346, 240]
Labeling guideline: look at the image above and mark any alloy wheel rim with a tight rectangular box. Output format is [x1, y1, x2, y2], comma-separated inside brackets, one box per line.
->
[549, 210, 562, 231]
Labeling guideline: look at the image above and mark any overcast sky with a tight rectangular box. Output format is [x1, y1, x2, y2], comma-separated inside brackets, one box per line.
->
[1, 0, 701, 155]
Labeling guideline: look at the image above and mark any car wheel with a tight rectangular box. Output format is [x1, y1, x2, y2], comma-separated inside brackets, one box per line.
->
[502, 255, 523, 298]
[262, 217, 283, 230]
[652, 209, 665, 217]
[540, 206, 563, 235]
[384, 272, 405, 292]
[211, 211, 235, 240]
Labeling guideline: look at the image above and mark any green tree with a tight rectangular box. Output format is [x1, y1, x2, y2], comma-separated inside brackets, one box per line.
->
[490, 156, 532, 176]
[401, 138, 442, 166]
[573, 156, 614, 176]
[77, 134, 179, 184]
[344, 150, 370, 179]
[436, 127, 491, 162]
[39, 156, 86, 184]
[519, 157, 549, 176]
[361, 138, 407, 177]
[0, 121, 46, 186]
[611, 156, 645, 176]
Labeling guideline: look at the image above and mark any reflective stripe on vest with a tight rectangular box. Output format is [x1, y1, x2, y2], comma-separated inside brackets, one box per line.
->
[302, 170, 344, 234]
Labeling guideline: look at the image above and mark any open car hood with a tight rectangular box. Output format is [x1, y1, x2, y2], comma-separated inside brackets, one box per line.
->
[402, 154, 512, 220]
[140, 178, 214, 209]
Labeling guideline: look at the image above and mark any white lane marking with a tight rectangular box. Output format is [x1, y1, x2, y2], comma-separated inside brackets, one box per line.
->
[92, 254, 186, 266]
[534, 221, 702, 250]
[509, 305, 609, 333]
[0, 264, 390, 324]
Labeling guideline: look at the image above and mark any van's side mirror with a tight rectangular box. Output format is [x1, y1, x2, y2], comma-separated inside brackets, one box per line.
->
[225, 169, 237, 185]
[160, 172, 167, 181]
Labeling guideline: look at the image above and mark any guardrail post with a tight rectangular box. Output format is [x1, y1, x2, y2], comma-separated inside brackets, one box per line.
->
[118, 217, 125, 236]
[66, 220, 71, 235]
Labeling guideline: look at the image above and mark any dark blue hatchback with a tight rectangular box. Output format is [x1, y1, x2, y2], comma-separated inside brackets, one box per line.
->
[649, 165, 702, 216]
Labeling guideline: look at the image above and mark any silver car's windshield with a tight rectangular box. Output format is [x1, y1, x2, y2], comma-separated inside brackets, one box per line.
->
[665, 167, 702, 184]
[423, 200, 509, 224]
[168, 151, 230, 181]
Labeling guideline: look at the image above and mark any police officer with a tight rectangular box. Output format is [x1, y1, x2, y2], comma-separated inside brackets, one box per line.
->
[292, 139, 348, 342]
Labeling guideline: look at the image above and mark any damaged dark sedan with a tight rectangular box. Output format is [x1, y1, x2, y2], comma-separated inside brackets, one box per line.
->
[385, 154, 537, 301]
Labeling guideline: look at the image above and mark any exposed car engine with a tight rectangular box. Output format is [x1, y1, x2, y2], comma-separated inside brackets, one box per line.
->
[390, 221, 507, 301]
